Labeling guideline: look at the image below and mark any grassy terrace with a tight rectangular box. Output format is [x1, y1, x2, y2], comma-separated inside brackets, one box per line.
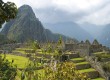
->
[76, 61, 89, 65]
[78, 68, 96, 73]
[1, 54, 44, 80]
[71, 57, 85, 61]
[13, 48, 35, 54]
[37, 50, 54, 55]
[37, 52, 53, 55]
[1, 54, 42, 68]
[66, 52, 72, 54]
[13, 50, 26, 54]
[1, 54, 29, 68]
[94, 52, 110, 58]
[14, 48, 54, 55]
[16, 48, 34, 51]
[92, 78, 105, 80]
[94, 52, 104, 55]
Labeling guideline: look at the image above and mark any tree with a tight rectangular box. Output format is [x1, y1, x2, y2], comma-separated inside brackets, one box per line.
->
[44, 62, 89, 80]
[0, 1, 17, 79]
[32, 40, 40, 50]
[0, 0, 17, 28]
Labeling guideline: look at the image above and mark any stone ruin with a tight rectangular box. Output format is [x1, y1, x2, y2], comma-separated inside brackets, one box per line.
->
[65, 39, 110, 56]
[65, 40, 110, 79]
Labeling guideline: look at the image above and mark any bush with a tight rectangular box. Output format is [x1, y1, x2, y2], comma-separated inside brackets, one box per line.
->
[44, 62, 89, 80]
[0, 54, 17, 80]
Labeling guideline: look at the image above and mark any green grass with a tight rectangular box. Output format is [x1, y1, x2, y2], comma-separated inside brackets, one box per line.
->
[65, 52, 73, 54]
[15, 70, 21, 80]
[37, 49, 42, 52]
[94, 52, 104, 55]
[78, 68, 96, 73]
[1, 54, 29, 68]
[16, 48, 34, 51]
[94, 52, 110, 58]
[13, 47, 35, 54]
[67, 52, 72, 54]
[37, 51, 54, 56]
[92, 78, 105, 80]
[37, 69, 45, 79]
[16, 69, 45, 80]
[76, 61, 89, 65]
[14, 47, 35, 53]
[13, 50, 26, 54]
[71, 58, 85, 61]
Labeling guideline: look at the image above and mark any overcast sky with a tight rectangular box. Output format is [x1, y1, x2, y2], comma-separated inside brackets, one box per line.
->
[3, 0, 110, 25]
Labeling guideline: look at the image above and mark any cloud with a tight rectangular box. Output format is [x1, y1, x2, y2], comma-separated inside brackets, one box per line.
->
[4, 0, 54, 8]
[35, 7, 87, 23]
[3, 0, 110, 25]
[79, 3, 110, 25]
[53, 0, 105, 13]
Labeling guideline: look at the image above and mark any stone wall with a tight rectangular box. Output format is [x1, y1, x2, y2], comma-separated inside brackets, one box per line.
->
[64, 40, 109, 56]
[65, 43, 90, 56]
[77, 49, 89, 57]
[0, 50, 4, 53]
[0, 43, 22, 52]
[65, 53, 79, 59]
[86, 71, 99, 79]
[36, 53, 51, 59]
[65, 44, 78, 51]
[90, 44, 103, 53]
[75, 64, 90, 70]
[85, 56, 108, 79]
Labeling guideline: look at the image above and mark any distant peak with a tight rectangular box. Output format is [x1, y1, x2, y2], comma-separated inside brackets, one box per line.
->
[18, 4, 33, 12]
[19, 4, 31, 8]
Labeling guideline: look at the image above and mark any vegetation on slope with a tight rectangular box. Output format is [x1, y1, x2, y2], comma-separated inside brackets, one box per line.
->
[1, 54, 29, 68]
[0, 54, 17, 80]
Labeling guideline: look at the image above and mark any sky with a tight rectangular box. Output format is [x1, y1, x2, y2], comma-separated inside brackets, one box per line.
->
[3, 0, 110, 25]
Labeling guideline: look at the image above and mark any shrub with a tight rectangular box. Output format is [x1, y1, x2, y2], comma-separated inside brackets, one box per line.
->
[44, 62, 89, 80]
[0, 54, 17, 80]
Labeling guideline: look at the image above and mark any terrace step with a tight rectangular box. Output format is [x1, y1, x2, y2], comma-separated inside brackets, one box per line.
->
[75, 62, 91, 70]
[15, 48, 35, 53]
[70, 53, 104, 79]
[78, 68, 99, 79]
[65, 53, 79, 59]
[92, 77, 105, 80]
[13, 50, 26, 54]
[71, 57, 85, 63]
[36, 53, 51, 59]
[16, 48, 34, 51]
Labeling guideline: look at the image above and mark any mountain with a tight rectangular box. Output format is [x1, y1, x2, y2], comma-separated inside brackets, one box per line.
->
[98, 24, 110, 47]
[0, 34, 8, 44]
[43, 22, 94, 42]
[1, 5, 77, 43]
[79, 22, 104, 38]
[1, 5, 46, 42]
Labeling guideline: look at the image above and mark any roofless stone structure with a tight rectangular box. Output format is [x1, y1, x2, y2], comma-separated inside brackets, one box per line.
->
[65, 39, 109, 55]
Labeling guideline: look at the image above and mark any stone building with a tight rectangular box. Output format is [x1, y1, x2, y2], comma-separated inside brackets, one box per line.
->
[65, 39, 109, 55]
[90, 39, 103, 53]
[85, 40, 91, 45]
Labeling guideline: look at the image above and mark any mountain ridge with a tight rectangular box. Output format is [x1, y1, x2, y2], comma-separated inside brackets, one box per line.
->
[98, 24, 110, 47]
[1, 5, 77, 43]
[43, 21, 94, 42]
